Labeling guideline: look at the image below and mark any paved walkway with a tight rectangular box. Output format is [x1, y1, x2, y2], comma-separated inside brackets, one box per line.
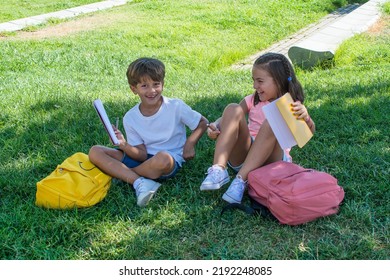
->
[0, 0, 386, 69]
[0, 0, 128, 32]
[233, 0, 387, 69]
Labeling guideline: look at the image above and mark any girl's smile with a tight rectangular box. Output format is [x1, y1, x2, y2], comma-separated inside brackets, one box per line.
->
[252, 67, 279, 102]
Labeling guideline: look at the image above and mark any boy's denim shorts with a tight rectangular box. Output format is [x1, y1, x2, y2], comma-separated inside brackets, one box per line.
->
[121, 153, 180, 180]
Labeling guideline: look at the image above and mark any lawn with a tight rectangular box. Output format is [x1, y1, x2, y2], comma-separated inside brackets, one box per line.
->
[0, 0, 99, 22]
[0, 0, 389, 260]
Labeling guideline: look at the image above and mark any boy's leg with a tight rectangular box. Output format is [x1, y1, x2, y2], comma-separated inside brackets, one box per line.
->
[201, 104, 251, 190]
[89, 145, 140, 184]
[89, 145, 166, 207]
[132, 151, 177, 180]
[132, 152, 178, 206]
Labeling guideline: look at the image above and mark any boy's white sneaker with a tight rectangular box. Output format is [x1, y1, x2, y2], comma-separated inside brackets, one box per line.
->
[200, 165, 230, 190]
[222, 176, 246, 204]
[134, 178, 161, 207]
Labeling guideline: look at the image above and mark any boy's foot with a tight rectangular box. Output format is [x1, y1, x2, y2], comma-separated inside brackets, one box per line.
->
[200, 165, 229, 191]
[134, 178, 161, 207]
[222, 176, 246, 204]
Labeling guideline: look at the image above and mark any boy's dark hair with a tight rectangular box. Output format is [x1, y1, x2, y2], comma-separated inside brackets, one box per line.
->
[126, 57, 165, 86]
[253, 52, 304, 105]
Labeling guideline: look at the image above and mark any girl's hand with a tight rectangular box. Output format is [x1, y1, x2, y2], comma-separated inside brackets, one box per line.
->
[207, 122, 220, 140]
[291, 101, 315, 133]
[291, 101, 309, 121]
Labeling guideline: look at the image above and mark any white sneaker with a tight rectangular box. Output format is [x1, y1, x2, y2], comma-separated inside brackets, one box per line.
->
[134, 178, 161, 207]
[200, 165, 230, 190]
[222, 176, 246, 203]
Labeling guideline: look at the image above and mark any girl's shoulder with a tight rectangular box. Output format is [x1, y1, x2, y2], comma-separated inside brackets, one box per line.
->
[244, 93, 255, 102]
[244, 93, 269, 109]
[244, 93, 255, 108]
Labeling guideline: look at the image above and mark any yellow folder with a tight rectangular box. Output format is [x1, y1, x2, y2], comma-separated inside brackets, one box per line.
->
[275, 93, 313, 148]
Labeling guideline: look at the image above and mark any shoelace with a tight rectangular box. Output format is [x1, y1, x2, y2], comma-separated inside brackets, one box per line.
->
[206, 167, 222, 181]
[231, 178, 246, 191]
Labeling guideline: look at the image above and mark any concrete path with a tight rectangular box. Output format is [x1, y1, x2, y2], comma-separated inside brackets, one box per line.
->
[0, 0, 386, 69]
[0, 0, 128, 32]
[233, 0, 387, 69]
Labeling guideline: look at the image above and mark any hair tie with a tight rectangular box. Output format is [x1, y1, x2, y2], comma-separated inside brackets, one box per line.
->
[287, 76, 292, 82]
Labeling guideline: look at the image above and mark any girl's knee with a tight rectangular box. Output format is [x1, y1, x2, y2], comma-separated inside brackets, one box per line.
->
[223, 103, 244, 118]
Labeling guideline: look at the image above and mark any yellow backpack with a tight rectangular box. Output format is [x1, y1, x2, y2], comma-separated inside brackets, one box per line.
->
[36, 152, 112, 209]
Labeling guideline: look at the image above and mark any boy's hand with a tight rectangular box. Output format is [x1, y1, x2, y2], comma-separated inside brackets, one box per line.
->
[207, 122, 220, 140]
[112, 125, 126, 147]
[183, 143, 195, 161]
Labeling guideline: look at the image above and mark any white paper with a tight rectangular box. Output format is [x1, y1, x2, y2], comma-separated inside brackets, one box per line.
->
[93, 99, 119, 145]
[262, 99, 297, 149]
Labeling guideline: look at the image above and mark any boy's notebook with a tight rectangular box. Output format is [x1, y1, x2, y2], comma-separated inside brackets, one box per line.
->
[262, 92, 313, 149]
[93, 99, 119, 145]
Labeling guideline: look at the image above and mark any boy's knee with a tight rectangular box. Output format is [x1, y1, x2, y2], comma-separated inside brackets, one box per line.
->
[154, 151, 175, 170]
[88, 145, 103, 163]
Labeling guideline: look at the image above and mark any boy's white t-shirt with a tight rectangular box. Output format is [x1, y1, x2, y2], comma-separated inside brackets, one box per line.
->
[123, 96, 201, 166]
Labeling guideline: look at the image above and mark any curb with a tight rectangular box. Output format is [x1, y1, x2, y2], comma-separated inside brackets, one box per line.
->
[288, 0, 387, 69]
[233, 0, 386, 70]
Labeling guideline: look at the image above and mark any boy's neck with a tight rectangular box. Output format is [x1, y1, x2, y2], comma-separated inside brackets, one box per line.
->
[139, 96, 164, 117]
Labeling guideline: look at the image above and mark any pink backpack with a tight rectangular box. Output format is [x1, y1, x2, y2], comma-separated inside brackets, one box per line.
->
[247, 161, 345, 225]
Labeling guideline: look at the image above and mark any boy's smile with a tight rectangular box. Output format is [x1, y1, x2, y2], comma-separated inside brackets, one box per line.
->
[131, 75, 164, 116]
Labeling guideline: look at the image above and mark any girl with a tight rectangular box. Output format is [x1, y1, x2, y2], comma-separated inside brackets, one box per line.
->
[200, 52, 315, 204]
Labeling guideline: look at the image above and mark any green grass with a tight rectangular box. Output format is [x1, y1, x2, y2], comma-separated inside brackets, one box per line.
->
[0, 0, 101, 22]
[0, 0, 389, 260]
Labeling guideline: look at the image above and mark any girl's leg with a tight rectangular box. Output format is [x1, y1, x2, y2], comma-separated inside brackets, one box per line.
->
[222, 120, 283, 203]
[237, 119, 283, 181]
[201, 103, 251, 191]
[213, 103, 252, 167]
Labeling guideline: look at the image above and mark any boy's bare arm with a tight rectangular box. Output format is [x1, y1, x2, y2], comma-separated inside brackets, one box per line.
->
[183, 116, 209, 160]
[113, 126, 148, 161]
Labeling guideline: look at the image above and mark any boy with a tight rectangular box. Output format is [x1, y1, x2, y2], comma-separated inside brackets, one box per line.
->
[89, 57, 208, 207]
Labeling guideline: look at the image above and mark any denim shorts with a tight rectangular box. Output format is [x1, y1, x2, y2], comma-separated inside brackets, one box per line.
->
[227, 136, 254, 173]
[227, 136, 292, 173]
[121, 153, 180, 180]
[228, 152, 292, 173]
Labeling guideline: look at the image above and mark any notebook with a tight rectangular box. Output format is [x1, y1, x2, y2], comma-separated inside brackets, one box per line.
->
[93, 99, 119, 145]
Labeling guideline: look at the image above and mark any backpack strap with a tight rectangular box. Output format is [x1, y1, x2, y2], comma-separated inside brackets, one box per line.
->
[221, 199, 276, 220]
[221, 203, 257, 216]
